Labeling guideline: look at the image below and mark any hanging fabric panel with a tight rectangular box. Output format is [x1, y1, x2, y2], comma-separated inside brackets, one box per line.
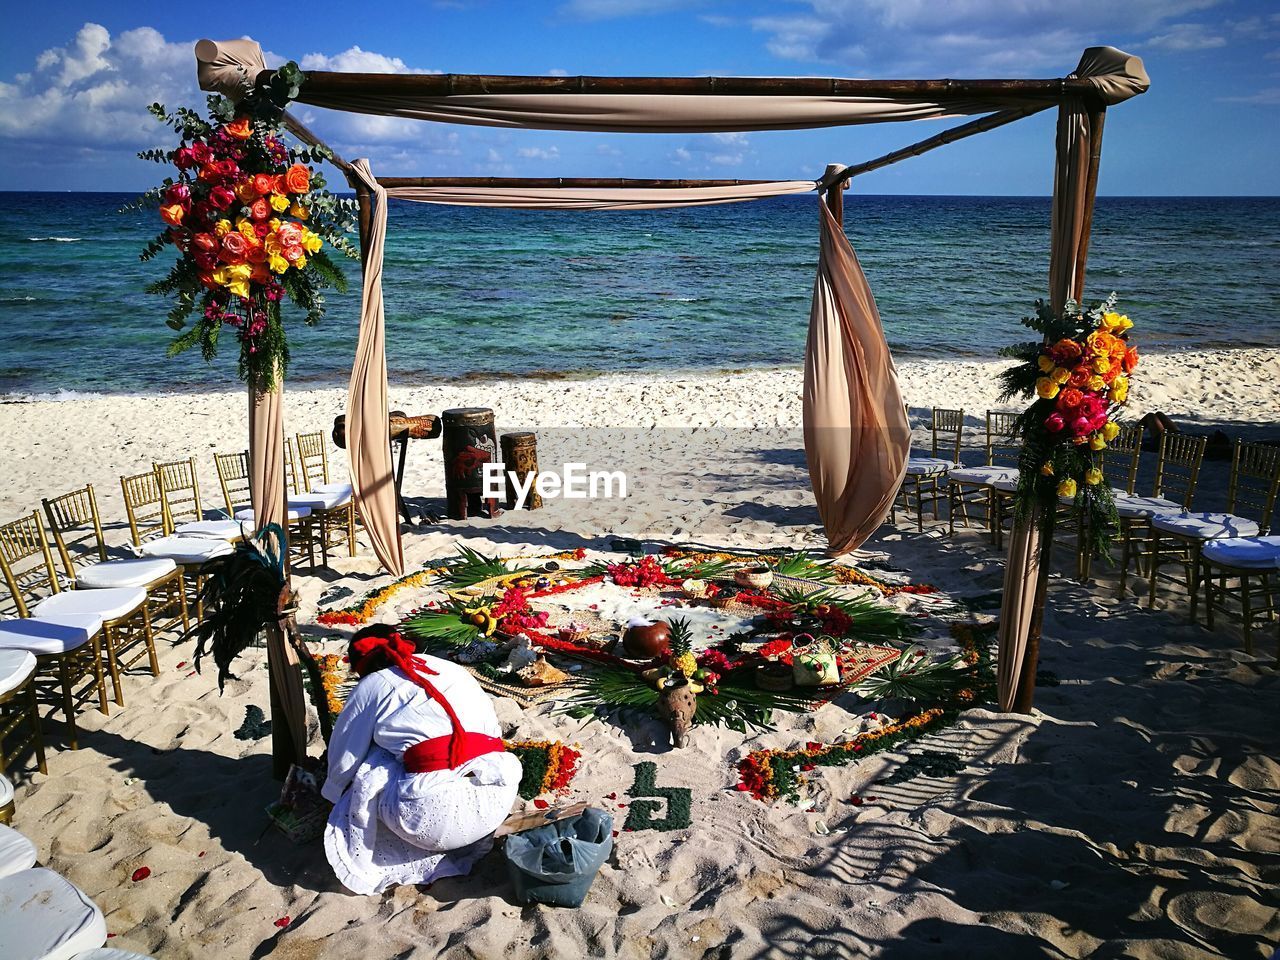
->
[803, 197, 911, 555]
[345, 159, 405, 577]
[384, 180, 815, 210]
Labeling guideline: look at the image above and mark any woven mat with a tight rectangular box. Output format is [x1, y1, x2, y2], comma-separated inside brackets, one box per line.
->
[838, 644, 902, 685]
[469, 668, 586, 706]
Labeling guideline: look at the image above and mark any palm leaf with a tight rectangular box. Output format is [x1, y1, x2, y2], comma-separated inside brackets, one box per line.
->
[771, 587, 918, 645]
[853, 647, 976, 704]
[769, 551, 838, 582]
[402, 607, 481, 647]
[440, 545, 517, 588]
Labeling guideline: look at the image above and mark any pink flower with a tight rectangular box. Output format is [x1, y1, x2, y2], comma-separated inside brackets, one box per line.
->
[1044, 412, 1066, 433]
[190, 142, 213, 165]
[208, 185, 236, 210]
[164, 183, 191, 205]
[1071, 416, 1092, 436]
[220, 231, 249, 262]
[173, 147, 196, 170]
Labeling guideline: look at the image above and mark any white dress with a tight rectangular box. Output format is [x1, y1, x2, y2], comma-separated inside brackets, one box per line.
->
[322, 654, 523, 894]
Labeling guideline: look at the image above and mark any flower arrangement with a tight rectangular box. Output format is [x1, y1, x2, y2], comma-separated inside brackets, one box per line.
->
[999, 296, 1139, 551]
[660, 548, 937, 597]
[133, 63, 358, 388]
[316, 566, 449, 627]
[315, 653, 350, 720]
[735, 708, 953, 802]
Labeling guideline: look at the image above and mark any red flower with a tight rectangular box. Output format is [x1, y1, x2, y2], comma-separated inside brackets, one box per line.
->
[131, 866, 151, 882]
[273, 916, 291, 929]
[190, 141, 213, 165]
[533, 799, 549, 809]
[208, 185, 236, 210]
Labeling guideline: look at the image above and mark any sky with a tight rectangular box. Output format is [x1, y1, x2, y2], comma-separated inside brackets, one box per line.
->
[0, 1, 1277, 195]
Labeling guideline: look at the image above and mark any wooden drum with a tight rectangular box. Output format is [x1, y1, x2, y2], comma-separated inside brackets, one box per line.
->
[442, 407, 501, 520]
[500, 432, 542, 510]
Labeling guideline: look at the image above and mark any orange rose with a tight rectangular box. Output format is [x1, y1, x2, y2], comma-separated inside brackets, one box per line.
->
[1057, 387, 1084, 410]
[283, 163, 311, 194]
[1067, 367, 1091, 388]
[160, 204, 185, 226]
[224, 116, 252, 140]
[1087, 330, 1117, 356]
[1122, 345, 1139, 373]
[252, 173, 275, 197]
[272, 174, 287, 194]
[250, 197, 271, 221]
[235, 181, 258, 204]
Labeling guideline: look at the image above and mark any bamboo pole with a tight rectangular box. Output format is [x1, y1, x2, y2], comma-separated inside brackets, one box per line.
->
[838, 106, 1048, 183]
[278, 70, 1087, 101]
[377, 176, 783, 189]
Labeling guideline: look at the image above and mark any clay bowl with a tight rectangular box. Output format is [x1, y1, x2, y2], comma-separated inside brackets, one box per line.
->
[622, 620, 671, 659]
[756, 661, 793, 691]
[734, 565, 774, 590]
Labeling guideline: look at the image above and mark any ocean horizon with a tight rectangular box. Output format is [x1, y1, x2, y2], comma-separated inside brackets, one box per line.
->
[2, 191, 1277, 400]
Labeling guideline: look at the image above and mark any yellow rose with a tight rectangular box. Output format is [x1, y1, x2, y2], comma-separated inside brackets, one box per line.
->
[301, 230, 322, 254]
[1103, 421, 1120, 441]
[267, 254, 290, 274]
[292, 254, 307, 270]
[1093, 356, 1111, 374]
[269, 193, 291, 213]
[1038, 355, 1055, 373]
[214, 219, 232, 237]
[1088, 375, 1106, 391]
[268, 217, 283, 232]
[1102, 313, 1133, 332]
[212, 263, 252, 299]
[1040, 462, 1055, 476]
[1110, 376, 1129, 402]
[1057, 478, 1078, 499]
[290, 203, 310, 220]
[237, 219, 256, 240]
[1085, 467, 1103, 486]
[1051, 367, 1071, 385]
[1089, 435, 1107, 451]
[1036, 377, 1060, 400]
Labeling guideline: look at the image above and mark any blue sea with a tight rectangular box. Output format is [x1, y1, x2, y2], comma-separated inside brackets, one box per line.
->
[1, 192, 1276, 398]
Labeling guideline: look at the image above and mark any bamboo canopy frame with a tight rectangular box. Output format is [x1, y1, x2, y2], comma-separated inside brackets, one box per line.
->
[194, 41, 1147, 771]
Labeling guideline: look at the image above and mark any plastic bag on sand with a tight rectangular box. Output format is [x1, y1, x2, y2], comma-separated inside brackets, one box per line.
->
[504, 808, 613, 907]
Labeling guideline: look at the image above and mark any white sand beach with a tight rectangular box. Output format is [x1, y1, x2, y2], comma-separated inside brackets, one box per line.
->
[0, 347, 1277, 959]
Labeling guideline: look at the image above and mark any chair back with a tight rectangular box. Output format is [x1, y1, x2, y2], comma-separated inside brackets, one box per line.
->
[155, 457, 202, 528]
[1228, 440, 1280, 535]
[284, 437, 303, 496]
[42, 485, 108, 581]
[122, 471, 169, 544]
[295, 431, 331, 491]
[985, 411, 1020, 467]
[1153, 433, 1207, 509]
[214, 451, 251, 516]
[0, 512, 61, 618]
[1102, 421, 1144, 495]
[931, 408, 964, 461]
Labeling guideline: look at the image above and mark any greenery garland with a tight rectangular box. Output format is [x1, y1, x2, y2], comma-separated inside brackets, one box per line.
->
[507, 740, 581, 800]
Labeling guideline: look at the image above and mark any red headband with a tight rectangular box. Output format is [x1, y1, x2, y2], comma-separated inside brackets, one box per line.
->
[351, 630, 416, 676]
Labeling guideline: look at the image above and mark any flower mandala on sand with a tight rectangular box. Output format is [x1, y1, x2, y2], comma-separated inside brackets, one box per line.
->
[998, 296, 1140, 553]
[506, 740, 582, 799]
[133, 63, 359, 388]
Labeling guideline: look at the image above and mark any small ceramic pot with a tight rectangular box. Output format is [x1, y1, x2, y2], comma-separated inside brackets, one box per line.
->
[734, 566, 774, 590]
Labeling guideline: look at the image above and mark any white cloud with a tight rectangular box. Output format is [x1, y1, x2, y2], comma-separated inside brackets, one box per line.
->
[1217, 87, 1280, 105]
[298, 46, 439, 75]
[1145, 23, 1226, 52]
[560, 0, 698, 21]
[750, 0, 1229, 73]
[516, 145, 561, 160]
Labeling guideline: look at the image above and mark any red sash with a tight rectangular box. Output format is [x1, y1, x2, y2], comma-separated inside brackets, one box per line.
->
[404, 731, 506, 773]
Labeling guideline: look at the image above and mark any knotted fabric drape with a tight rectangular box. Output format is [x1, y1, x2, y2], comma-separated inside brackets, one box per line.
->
[804, 197, 911, 554]
[346, 160, 405, 577]
[995, 95, 1098, 712]
[383, 181, 815, 210]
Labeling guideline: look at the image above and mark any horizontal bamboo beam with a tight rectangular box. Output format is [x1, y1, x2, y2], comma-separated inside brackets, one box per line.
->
[839, 105, 1051, 182]
[272, 71, 1088, 102]
[377, 176, 794, 189]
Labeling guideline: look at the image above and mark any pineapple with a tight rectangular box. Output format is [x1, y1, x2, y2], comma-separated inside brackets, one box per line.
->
[667, 618, 698, 677]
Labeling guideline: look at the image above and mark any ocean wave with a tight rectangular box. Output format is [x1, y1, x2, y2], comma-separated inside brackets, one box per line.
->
[0, 387, 107, 403]
[0, 296, 36, 303]
[26, 236, 82, 242]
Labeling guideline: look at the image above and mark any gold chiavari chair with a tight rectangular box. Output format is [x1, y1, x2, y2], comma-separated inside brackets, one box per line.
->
[948, 410, 1020, 540]
[121, 471, 231, 623]
[0, 648, 46, 776]
[43, 483, 184, 662]
[215, 450, 316, 567]
[894, 407, 964, 533]
[155, 457, 243, 542]
[1149, 440, 1280, 620]
[1203, 534, 1279, 661]
[0, 512, 111, 748]
[293, 430, 357, 563]
[1116, 433, 1207, 598]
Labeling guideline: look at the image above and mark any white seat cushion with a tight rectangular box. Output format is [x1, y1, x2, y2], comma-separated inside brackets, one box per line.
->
[312, 481, 353, 497]
[904, 457, 958, 477]
[1113, 494, 1182, 520]
[949, 465, 1017, 485]
[34, 588, 145, 623]
[232, 506, 312, 522]
[0, 617, 101, 656]
[172, 519, 244, 541]
[0, 775, 11, 808]
[73, 950, 160, 960]
[991, 477, 1019, 494]
[0, 867, 107, 960]
[0, 649, 36, 697]
[75, 558, 176, 591]
[139, 536, 234, 565]
[0, 825, 37, 879]
[1150, 512, 1260, 540]
[1201, 535, 1280, 570]
[288, 488, 352, 511]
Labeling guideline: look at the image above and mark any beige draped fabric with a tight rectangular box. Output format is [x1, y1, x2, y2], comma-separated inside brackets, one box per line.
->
[346, 160, 405, 577]
[247, 375, 286, 535]
[195, 38, 267, 99]
[803, 196, 911, 555]
[384, 181, 815, 210]
[995, 93, 1099, 712]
